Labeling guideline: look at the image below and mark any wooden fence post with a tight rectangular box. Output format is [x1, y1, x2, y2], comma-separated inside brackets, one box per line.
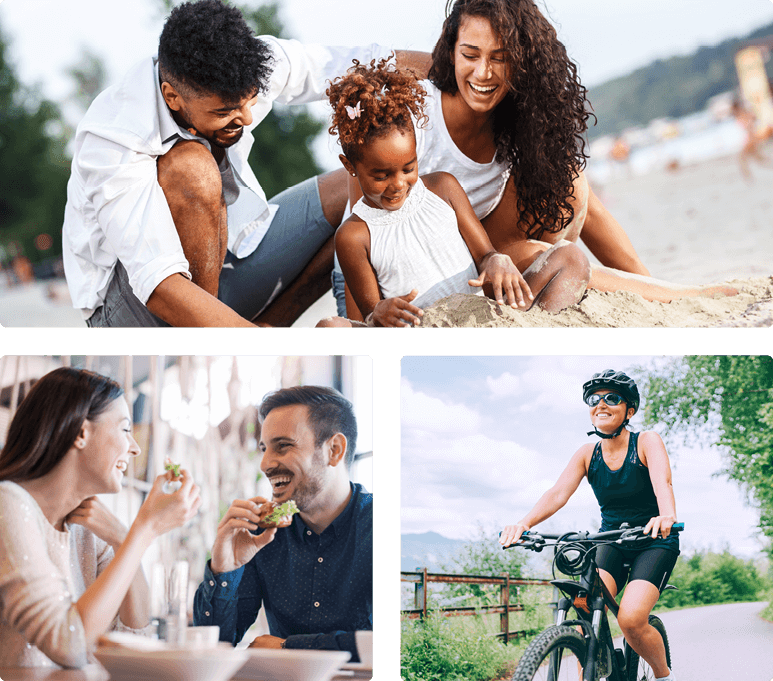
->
[500, 572, 510, 643]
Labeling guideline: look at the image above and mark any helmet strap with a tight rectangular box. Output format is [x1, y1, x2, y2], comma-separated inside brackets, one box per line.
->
[587, 419, 629, 439]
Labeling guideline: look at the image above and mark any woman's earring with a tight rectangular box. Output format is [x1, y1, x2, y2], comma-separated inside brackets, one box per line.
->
[351, 173, 356, 177]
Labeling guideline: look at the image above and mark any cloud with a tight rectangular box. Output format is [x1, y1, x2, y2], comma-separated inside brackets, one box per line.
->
[485, 372, 521, 398]
[401, 377, 482, 436]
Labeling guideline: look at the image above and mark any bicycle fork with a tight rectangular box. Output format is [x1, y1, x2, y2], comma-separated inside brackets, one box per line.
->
[555, 596, 626, 681]
[582, 597, 604, 681]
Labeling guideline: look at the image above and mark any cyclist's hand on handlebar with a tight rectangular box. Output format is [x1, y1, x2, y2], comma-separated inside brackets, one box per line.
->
[643, 515, 677, 539]
[499, 523, 530, 547]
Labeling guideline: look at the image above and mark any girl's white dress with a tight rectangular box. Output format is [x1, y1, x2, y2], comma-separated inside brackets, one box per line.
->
[351, 177, 482, 310]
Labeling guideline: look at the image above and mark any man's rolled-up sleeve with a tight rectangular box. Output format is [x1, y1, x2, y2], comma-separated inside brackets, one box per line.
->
[78, 133, 191, 304]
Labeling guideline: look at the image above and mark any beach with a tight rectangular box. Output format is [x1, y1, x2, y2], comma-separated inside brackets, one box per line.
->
[420, 277, 773, 328]
[1, 150, 771, 328]
[419, 149, 773, 328]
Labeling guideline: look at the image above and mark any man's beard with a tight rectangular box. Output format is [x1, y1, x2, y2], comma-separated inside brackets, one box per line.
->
[172, 109, 243, 148]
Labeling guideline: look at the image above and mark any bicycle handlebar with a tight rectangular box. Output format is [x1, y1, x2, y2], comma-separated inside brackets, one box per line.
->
[502, 522, 684, 551]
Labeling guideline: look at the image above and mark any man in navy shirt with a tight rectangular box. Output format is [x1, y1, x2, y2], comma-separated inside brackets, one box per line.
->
[193, 386, 371, 660]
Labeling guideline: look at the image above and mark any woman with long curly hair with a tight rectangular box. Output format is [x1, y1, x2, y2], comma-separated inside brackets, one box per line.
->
[423, 0, 736, 302]
[429, 0, 590, 247]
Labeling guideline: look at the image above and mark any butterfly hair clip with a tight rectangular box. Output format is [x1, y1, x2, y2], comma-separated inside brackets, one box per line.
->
[376, 84, 389, 100]
[345, 101, 362, 120]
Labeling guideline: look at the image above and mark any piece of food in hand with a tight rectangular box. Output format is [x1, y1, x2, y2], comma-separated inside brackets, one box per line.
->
[257, 500, 300, 528]
[162, 457, 183, 494]
[164, 457, 182, 478]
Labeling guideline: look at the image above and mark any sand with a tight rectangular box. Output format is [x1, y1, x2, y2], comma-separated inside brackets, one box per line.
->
[419, 276, 773, 328]
[1, 151, 770, 328]
[420, 152, 773, 328]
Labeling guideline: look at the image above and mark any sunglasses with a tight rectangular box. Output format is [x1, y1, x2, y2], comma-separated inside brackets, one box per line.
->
[585, 393, 625, 407]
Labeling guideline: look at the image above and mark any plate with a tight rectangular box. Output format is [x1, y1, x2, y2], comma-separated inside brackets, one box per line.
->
[232, 648, 351, 681]
[94, 646, 248, 681]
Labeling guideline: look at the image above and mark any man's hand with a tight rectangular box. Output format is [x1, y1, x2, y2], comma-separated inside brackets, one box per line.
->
[210, 497, 278, 574]
[248, 635, 286, 649]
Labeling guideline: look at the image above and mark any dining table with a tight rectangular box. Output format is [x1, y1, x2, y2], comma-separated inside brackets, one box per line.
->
[0, 666, 371, 681]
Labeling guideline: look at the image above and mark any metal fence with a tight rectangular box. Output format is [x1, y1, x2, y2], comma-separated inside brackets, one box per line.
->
[401, 569, 555, 643]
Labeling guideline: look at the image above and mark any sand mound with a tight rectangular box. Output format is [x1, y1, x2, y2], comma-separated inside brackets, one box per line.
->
[418, 276, 773, 328]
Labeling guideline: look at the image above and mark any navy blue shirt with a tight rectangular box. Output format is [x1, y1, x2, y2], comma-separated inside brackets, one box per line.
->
[193, 482, 372, 660]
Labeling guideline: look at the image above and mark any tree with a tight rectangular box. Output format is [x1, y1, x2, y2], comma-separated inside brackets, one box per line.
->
[638, 356, 773, 554]
[0, 21, 70, 266]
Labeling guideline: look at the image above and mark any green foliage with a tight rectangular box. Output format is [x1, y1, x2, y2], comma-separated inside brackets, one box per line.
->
[657, 550, 766, 609]
[0, 21, 70, 265]
[401, 611, 512, 681]
[439, 525, 527, 606]
[238, 3, 325, 197]
[400, 525, 550, 674]
[639, 356, 773, 553]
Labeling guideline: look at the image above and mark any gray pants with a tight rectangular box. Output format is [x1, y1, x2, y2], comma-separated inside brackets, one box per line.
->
[87, 177, 332, 327]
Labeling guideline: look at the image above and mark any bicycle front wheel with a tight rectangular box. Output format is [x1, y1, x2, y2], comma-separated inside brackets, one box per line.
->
[625, 615, 671, 681]
[511, 625, 587, 681]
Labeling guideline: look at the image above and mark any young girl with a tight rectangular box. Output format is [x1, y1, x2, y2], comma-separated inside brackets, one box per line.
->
[320, 58, 590, 327]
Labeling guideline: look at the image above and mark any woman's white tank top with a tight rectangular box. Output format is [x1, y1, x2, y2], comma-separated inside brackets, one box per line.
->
[414, 80, 510, 219]
[351, 177, 481, 309]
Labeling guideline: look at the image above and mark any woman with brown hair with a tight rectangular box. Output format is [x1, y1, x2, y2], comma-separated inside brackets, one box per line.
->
[0, 367, 202, 668]
[420, 0, 735, 302]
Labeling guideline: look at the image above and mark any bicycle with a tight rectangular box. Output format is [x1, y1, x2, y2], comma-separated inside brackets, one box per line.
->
[504, 523, 684, 681]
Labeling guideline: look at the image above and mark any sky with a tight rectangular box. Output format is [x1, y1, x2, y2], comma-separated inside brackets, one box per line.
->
[2, 0, 773, 157]
[401, 355, 765, 559]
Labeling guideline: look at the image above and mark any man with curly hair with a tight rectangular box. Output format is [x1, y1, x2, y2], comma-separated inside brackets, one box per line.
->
[62, 0, 428, 327]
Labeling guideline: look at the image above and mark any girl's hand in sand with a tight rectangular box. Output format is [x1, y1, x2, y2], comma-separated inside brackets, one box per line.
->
[470, 253, 533, 309]
[373, 290, 423, 327]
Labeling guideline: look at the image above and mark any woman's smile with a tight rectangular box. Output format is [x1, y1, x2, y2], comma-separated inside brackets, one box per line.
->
[468, 82, 498, 95]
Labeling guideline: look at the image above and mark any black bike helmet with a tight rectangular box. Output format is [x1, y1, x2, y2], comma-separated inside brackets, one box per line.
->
[583, 370, 640, 439]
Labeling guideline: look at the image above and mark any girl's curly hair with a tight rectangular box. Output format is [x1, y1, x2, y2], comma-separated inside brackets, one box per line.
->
[430, 0, 594, 240]
[158, 0, 274, 103]
[327, 57, 429, 163]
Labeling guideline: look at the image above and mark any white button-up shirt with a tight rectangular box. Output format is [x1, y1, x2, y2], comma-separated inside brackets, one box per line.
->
[62, 37, 391, 317]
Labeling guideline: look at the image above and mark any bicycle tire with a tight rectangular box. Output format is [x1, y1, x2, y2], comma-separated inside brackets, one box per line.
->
[511, 626, 587, 681]
[625, 615, 671, 681]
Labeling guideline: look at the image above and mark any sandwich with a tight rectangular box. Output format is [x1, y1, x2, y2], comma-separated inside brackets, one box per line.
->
[257, 500, 300, 528]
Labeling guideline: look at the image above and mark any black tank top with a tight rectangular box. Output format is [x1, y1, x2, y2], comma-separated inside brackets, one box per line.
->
[587, 431, 679, 552]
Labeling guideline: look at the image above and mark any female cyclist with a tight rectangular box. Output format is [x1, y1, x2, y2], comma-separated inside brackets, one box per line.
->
[500, 370, 679, 681]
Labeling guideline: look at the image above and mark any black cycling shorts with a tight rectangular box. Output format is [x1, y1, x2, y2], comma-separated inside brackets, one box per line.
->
[595, 544, 679, 593]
